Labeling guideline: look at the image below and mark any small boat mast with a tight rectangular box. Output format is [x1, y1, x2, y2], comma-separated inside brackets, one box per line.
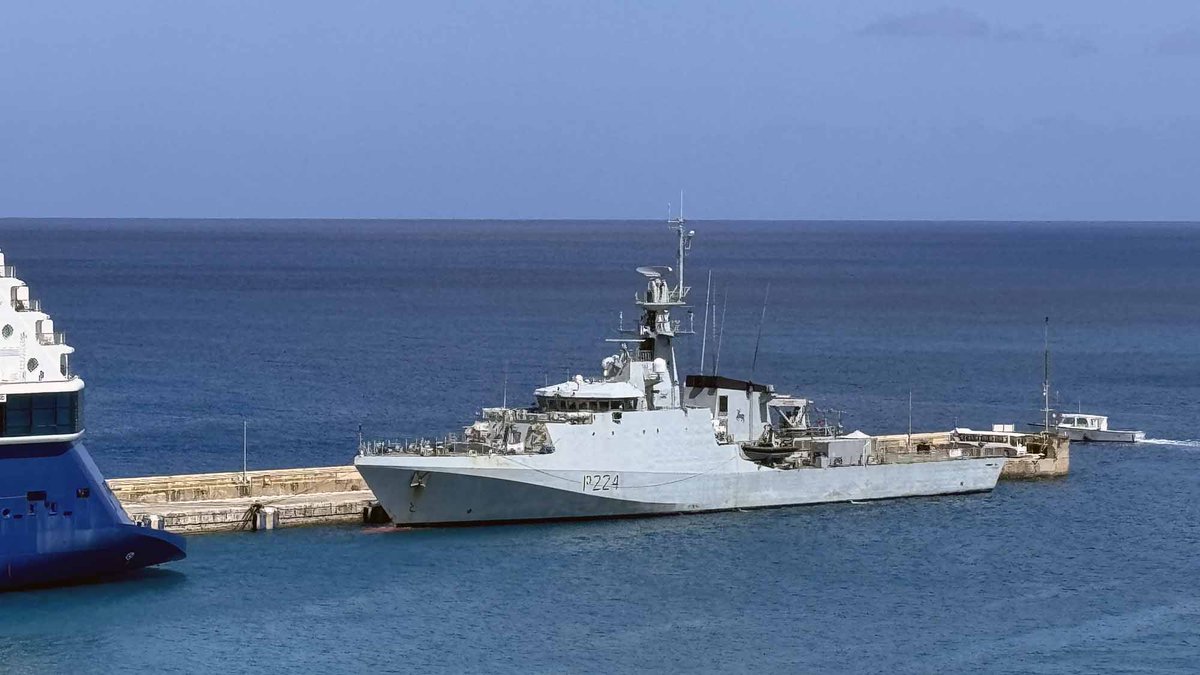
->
[1042, 316, 1054, 437]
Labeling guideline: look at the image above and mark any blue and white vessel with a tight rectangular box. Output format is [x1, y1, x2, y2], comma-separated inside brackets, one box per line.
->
[0, 249, 185, 591]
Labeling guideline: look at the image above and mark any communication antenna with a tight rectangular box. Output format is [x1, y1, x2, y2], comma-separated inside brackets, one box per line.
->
[714, 287, 728, 375]
[667, 189, 692, 298]
[751, 282, 771, 376]
[709, 293, 717, 373]
[502, 361, 509, 409]
[699, 270, 712, 372]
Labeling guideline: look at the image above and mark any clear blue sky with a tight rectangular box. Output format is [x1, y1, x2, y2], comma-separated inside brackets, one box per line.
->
[2, 1, 1198, 220]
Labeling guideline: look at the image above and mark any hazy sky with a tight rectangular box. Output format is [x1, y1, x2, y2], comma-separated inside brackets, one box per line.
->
[2, 2, 1198, 220]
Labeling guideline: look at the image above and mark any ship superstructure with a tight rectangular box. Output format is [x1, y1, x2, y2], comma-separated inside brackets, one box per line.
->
[0, 250, 185, 591]
[355, 219, 1004, 526]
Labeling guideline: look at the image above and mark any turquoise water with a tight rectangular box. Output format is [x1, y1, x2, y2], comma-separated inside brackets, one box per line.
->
[1, 221, 1198, 673]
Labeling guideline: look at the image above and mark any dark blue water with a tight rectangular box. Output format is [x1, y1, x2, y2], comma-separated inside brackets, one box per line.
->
[2, 220, 1198, 673]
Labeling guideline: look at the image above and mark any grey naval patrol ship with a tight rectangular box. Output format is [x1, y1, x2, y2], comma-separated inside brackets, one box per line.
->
[355, 220, 1004, 526]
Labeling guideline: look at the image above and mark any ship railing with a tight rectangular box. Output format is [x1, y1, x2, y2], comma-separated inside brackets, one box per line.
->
[15, 298, 41, 312]
[634, 288, 687, 305]
[38, 331, 67, 346]
[631, 350, 655, 362]
[359, 434, 466, 457]
[0, 266, 15, 278]
[879, 441, 1010, 464]
[481, 407, 594, 425]
[359, 433, 556, 458]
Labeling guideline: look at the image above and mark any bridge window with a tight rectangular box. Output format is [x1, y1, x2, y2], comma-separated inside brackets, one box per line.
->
[539, 396, 641, 412]
[1, 391, 81, 437]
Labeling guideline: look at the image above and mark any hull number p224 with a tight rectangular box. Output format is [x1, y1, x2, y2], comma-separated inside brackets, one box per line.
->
[583, 474, 620, 492]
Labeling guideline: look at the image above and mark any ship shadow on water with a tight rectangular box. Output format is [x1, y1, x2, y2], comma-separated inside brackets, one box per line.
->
[2, 566, 188, 597]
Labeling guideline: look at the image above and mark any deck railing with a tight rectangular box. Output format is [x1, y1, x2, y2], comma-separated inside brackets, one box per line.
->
[15, 299, 41, 312]
[635, 287, 687, 305]
[0, 266, 15, 278]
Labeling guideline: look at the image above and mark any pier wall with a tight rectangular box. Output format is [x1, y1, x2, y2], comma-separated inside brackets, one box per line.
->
[108, 466, 366, 503]
[870, 431, 1069, 479]
[1000, 436, 1069, 479]
[108, 466, 383, 534]
[1000, 450, 1069, 479]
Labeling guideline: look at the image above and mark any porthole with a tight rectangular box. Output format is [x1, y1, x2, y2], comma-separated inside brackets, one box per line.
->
[27, 357, 38, 372]
[1, 324, 11, 339]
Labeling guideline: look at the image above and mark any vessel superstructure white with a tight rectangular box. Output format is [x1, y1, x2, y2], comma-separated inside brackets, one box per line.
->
[355, 218, 1005, 526]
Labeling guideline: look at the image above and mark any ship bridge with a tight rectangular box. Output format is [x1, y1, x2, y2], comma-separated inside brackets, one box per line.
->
[534, 378, 642, 413]
[0, 249, 84, 443]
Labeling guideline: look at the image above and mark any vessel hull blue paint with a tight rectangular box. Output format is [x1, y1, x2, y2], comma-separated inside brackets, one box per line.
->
[0, 441, 186, 591]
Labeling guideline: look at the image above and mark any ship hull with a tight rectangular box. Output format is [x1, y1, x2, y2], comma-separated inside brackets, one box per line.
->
[356, 455, 1004, 527]
[1061, 428, 1145, 443]
[0, 441, 186, 592]
[1029, 423, 1144, 443]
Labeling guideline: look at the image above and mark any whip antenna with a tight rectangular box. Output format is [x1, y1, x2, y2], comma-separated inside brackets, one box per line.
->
[751, 282, 770, 376]
[699, 270, 712, 372]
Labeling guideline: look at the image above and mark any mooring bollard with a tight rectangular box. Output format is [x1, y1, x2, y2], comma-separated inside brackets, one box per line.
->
[254, 506, 278, 531]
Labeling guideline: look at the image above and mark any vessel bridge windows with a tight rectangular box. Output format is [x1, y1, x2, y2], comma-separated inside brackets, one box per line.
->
[1, 391, 82, 437]
[538, 396, 639, 413]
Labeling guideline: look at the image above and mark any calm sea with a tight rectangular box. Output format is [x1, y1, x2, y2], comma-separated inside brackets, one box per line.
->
[0, 220, 1197, 673]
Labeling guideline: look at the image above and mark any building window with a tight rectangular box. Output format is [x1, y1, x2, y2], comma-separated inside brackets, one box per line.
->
[718, 395, 729, 415]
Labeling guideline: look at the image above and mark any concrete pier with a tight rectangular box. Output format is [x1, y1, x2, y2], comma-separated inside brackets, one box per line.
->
[108, 466, 385, 534]
[870, 430, 1069, 479]
[109, 429, 1069, 535]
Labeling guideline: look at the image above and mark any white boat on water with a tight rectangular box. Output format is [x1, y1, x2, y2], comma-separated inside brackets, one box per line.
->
[354, 215, 1004, 527]
[1032, 414, 1144, 443]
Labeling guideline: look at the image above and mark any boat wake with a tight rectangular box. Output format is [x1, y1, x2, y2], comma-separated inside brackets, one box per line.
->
[1141, 438, 1200, 448]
